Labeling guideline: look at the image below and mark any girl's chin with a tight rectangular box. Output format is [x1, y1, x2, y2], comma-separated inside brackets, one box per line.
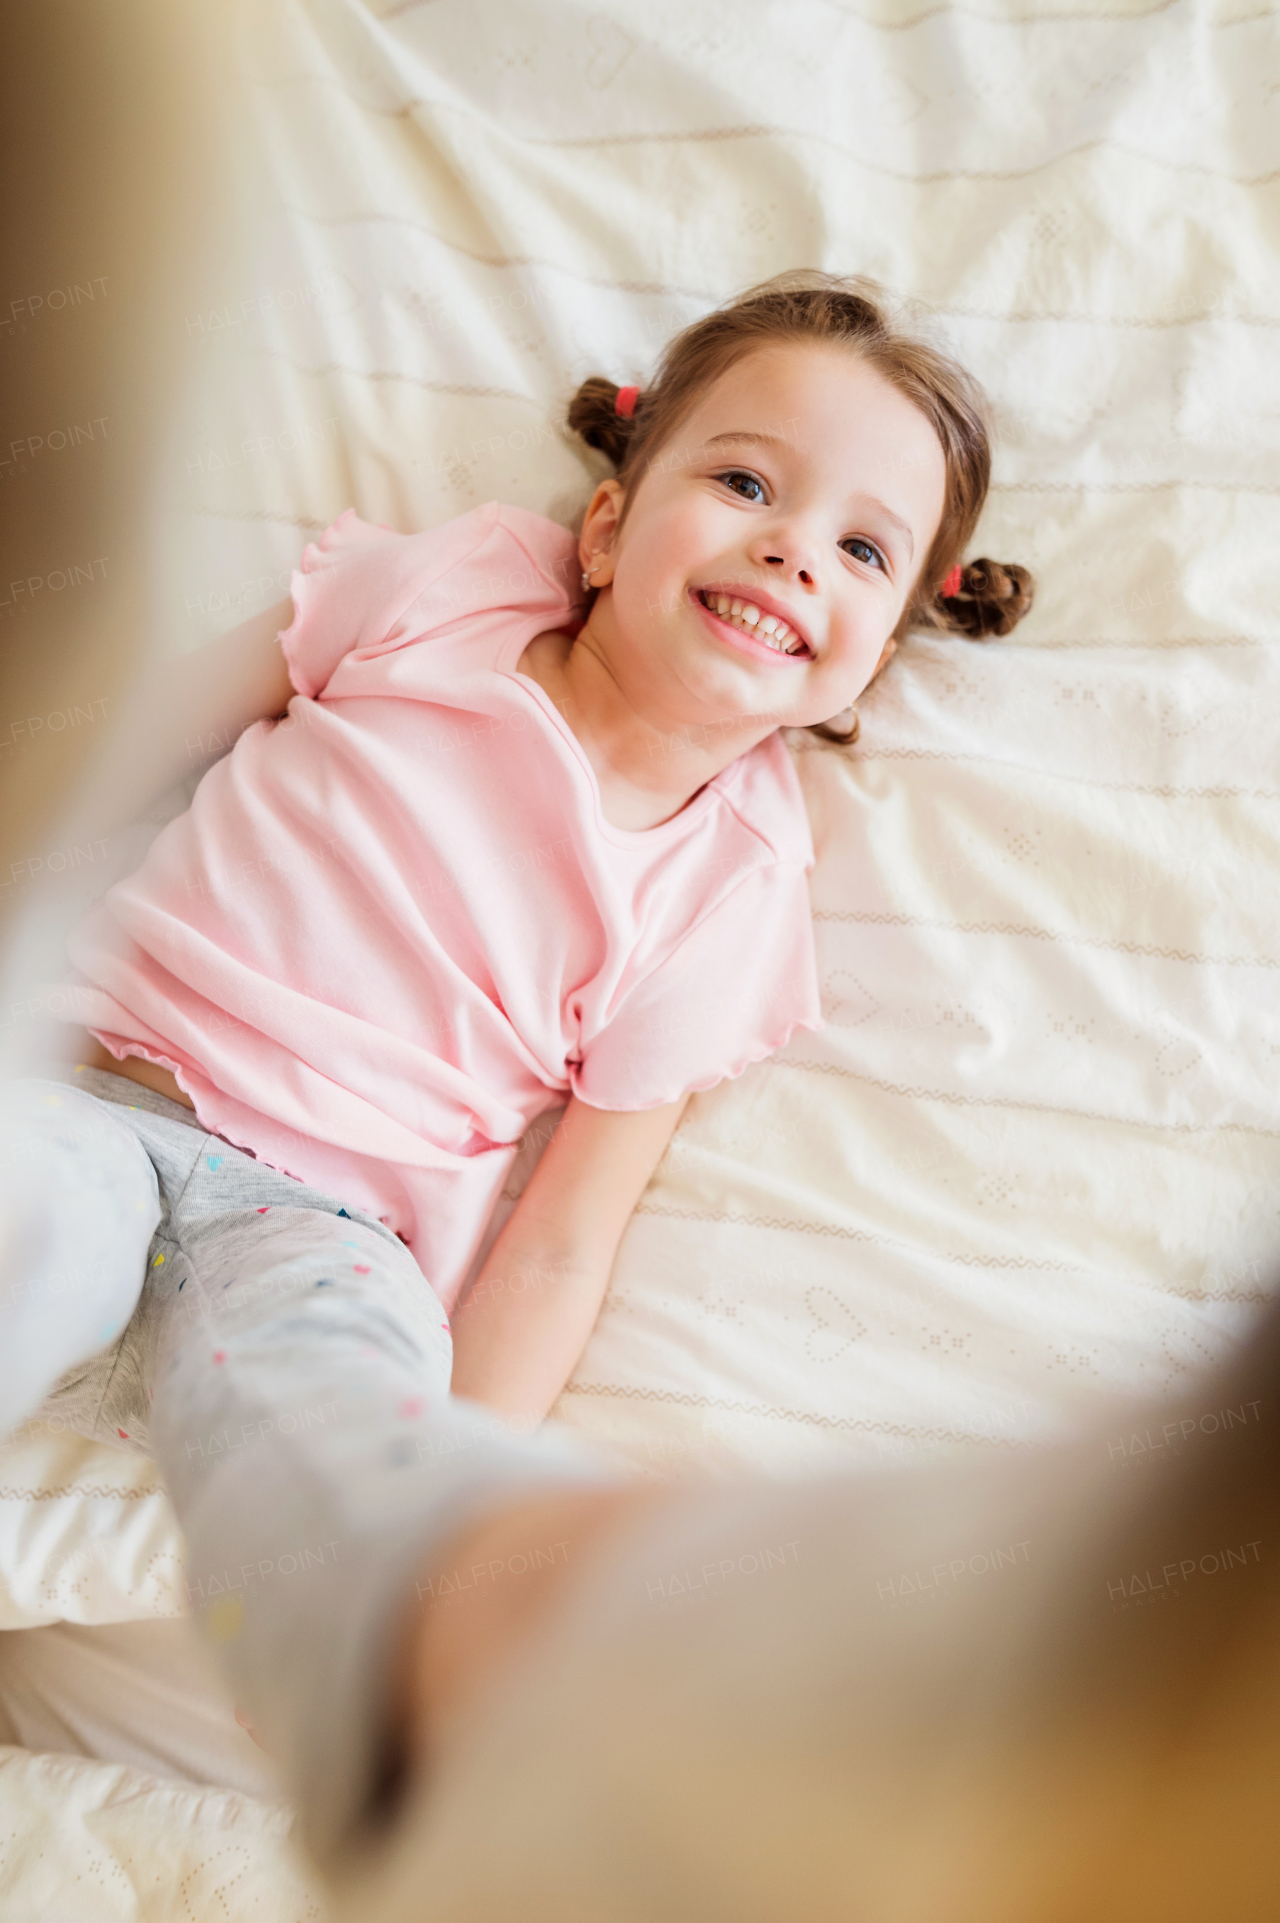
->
[682, 661, 828, 731]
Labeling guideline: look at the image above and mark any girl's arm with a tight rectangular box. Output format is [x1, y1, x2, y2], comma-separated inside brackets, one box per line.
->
[448, 1092, 691, 1424]
[60, 597, 296, 846]
[2, 599, 298, 1067]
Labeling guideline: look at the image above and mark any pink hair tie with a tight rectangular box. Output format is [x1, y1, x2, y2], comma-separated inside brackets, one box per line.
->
[615, 384, 639, 419]
[940, 564, 962, 598]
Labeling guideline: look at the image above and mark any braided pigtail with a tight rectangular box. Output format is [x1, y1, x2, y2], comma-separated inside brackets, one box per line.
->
[936, 558, 1034, 639]
[566, 377, 643, 469]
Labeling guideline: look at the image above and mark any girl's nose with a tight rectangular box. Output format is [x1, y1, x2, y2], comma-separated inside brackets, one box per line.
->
[750, 527, 818, 588]
[763, 552, 815, 585]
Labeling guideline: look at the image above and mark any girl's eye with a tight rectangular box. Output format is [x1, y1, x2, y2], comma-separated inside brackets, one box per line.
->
[717, 469, 766, 503]
[842, 536, 886, 571]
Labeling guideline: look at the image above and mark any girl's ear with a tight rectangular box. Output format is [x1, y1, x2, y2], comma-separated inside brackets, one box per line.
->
[578, 479, 626, 585]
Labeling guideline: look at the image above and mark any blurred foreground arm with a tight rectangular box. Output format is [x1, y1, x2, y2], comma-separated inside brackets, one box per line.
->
[375, 1298, 1280, 1923]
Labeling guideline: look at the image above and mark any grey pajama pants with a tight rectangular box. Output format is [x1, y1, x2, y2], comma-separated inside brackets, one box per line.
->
[0, 1065, 611, 1862]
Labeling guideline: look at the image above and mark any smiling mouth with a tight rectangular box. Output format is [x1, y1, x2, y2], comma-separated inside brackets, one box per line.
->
[694, 588, 812, 658]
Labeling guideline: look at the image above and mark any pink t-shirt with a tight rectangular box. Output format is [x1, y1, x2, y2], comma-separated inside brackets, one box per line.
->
[61, 503, 821, 1311]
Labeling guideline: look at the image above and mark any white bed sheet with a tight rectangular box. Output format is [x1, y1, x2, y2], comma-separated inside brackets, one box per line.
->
[0, 1740, 323, 1922]
[0, 1618, 277, 1801]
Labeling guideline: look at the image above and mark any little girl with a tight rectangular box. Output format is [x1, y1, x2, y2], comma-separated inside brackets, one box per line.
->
[1, 272, 1031, 1856]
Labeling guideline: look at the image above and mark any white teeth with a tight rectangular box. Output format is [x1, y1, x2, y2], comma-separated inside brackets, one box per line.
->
[701, 590, 807, 658]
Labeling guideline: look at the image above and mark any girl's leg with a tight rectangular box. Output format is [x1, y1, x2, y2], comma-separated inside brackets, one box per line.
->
[148, 1201, 613, 1867]
[0, 1080, 159, 1432]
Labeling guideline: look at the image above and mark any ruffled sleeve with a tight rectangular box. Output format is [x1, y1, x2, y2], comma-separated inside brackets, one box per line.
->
[571, 863, 822, 1111]
[279, 503, 501, 699]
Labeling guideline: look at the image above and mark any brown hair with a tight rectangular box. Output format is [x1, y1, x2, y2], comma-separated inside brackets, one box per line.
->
[567, 272, 1033, 744]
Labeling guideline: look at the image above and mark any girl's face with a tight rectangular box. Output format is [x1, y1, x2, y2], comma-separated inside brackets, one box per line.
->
[579, 341, 949, 732]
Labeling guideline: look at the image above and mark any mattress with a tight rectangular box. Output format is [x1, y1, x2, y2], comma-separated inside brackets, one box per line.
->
[2, 0, 1278, 1913]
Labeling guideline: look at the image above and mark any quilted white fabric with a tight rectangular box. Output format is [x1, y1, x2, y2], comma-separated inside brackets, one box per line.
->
[2, 0, 1278, 1911]
[0, 1422, 182, 1629]
[0, 1746, 324, 1920]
